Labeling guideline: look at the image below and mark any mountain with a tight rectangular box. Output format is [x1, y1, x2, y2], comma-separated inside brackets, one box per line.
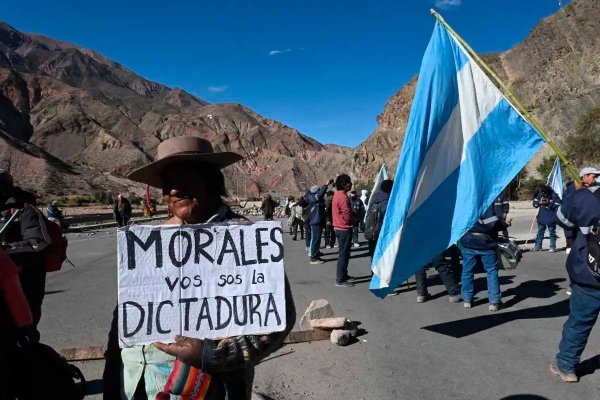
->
[0, 22, 349, 197]
[350, 0, 600, 183]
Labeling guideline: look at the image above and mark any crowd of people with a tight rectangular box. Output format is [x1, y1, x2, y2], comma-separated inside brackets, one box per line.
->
[1, 132, 599, 398]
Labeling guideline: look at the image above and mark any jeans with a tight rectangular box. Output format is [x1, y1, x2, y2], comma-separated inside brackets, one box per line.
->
[460, 247, 501, 303]
[335, 229, 352, 283]
[415, 258, 460, 296]
[535, 223, 557, 249]
[324, 222, 336, 247]
[556, 283, 600, 372]
[310, 224, 323, 260]
[352, 225, 359, 244]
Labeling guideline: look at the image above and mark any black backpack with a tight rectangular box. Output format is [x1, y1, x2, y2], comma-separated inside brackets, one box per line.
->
[587, 188, 600, 281]
[364, 200, 386, 241]
[12, 343, 86, 399]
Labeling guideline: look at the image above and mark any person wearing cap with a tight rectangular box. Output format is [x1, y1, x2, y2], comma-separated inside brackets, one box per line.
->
[0, 169, 50, 328]
[563, 167, 600, 255]
[103, 137, 296, 400]
[550, 171, 600, 382]
[297, 180, 333, 264]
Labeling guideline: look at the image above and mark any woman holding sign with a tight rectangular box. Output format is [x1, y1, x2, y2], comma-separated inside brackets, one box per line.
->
[104, 136, 296, 400]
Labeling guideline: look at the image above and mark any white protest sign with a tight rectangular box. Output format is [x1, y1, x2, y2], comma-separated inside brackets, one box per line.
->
[117, 221, 286, 347]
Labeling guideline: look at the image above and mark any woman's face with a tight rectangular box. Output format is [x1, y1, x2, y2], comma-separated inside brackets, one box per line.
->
[161, 165, 213, 224]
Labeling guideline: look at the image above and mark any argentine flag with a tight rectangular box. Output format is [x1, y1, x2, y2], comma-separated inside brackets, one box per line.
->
[547, 157, 563, 199]
[369, 22, 545, 298]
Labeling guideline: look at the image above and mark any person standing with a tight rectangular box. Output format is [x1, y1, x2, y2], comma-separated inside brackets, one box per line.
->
[289, 197, 304, 241]
[0, 170, 50, 328]
[349, 190, 365, 247]
[414, 248, 461, 303]
[113, 194, 132, 227]
[323, 191, 336, 248]
[550, 180, 600, 383]
[260, 194, 277, 221]
[332, 174, 354, 287]
[365, 180, 393, 260]
[532, 186, 560, 252]
[359, 189, 370, 232]
[298, 181, 332, 264]
[494, 190, 510, 238]
[460, 202, 511, 311]
[564, 168, 600, 254]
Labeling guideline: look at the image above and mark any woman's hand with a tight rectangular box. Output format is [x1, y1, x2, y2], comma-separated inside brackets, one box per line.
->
[154, 335, 204, 368]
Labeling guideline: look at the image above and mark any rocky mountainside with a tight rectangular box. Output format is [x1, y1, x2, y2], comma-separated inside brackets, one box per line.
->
[0, 22, 350, 198]
[350, 0, 600, 183]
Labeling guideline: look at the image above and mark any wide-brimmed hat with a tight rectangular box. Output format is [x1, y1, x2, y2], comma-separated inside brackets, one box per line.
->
[127, 136, 243, 188]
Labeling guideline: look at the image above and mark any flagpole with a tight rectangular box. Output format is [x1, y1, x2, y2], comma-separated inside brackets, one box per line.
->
[430, 9, 581, 183]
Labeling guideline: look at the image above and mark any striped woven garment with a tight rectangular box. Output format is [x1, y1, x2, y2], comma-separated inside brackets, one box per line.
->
[156, 360, 212, 400]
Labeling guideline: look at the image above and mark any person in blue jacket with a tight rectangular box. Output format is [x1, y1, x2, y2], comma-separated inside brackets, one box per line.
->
[460, 203, 511, 312]
[550, 181, 600, 382]
[298, 179, 334, 264]
[532, 186, 561, 252]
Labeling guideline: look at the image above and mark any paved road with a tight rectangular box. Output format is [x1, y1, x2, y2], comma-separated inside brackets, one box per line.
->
[38, 211, 598, 399]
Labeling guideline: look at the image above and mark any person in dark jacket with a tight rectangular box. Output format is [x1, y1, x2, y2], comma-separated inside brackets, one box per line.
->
[349, 190, 365, 247]
[366, 179, 393, 260]
[297, 180, 333, 263]
[323, 191, 336, 248]
[0, 170, 50, 327]
[550, 183, 600, 382]
[104, 137, 296, 400]
[563, 167, 600, 254]
[113, 194, 132, 227]
[494, 190, 510, 238]
[460, 202, 511, 312]
[260, 194, 277, 221]
[532, 186, 560, 252]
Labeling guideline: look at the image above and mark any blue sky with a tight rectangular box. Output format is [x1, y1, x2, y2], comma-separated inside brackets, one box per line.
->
[3, 0, 569, 147]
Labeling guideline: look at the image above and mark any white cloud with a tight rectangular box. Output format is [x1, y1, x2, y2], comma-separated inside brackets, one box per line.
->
[268, 48, 292, 56]
[208, 86, 228, 93]
[435, 0, 462, 9]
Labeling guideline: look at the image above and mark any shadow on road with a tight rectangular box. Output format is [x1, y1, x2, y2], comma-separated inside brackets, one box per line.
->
[44, 290, 66, 295]
[499, 395, 549, 400]
[421, 298, 570, 338]
[502, 278, 565, 308]
[578, 354, 600, 378]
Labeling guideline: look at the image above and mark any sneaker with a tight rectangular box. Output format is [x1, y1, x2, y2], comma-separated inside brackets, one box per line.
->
[334, 244, 339, 248]
[292, 237, 297, 241]
[550, 361, 578, 383]
[464, 302, 472, 309]
[310, 259, 325, 265]
[531, 247, 542, 252]
[325, 245, 332, 249]
[416, 294, 429, 303]
[353, 243, 360, 248]
[566, 247, 571, 255]
[549, 248, 557, 253]
[335, 281, 354, 288]
[566, 288, 572, 296]
[488, 303, 501, 312]
[449, 295, 461, 303]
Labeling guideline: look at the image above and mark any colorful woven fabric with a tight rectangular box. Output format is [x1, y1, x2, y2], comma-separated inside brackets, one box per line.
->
[156, 360, 212, 400]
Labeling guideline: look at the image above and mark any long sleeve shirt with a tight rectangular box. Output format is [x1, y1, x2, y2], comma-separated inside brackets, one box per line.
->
[332, 190, 353, 230]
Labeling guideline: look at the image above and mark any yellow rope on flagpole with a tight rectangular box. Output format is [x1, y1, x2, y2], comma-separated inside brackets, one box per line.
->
[430, 9, 581, 183]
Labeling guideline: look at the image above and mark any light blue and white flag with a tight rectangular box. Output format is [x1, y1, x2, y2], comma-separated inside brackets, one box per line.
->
[547, 157, 563, 199]
[369, 21, 545, 298]
[364, 164, 389, 222]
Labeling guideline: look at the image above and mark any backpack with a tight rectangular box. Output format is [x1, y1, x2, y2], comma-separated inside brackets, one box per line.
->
[364, 201, 385, 241]
[587, 189, 600, 280]
[43, 217, 69, 272]
[12, 342, 86, 399]
[5, 205, 69, 273]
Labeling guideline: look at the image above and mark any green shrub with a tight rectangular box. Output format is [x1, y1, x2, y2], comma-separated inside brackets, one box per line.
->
[566, 107, 600, 166]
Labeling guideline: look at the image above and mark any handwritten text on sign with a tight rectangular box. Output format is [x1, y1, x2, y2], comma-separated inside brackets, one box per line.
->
[117, 221, 286, 347]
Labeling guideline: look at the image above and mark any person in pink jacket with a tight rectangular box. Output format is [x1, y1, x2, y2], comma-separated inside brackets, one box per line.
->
[332, 174, 355, 287]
